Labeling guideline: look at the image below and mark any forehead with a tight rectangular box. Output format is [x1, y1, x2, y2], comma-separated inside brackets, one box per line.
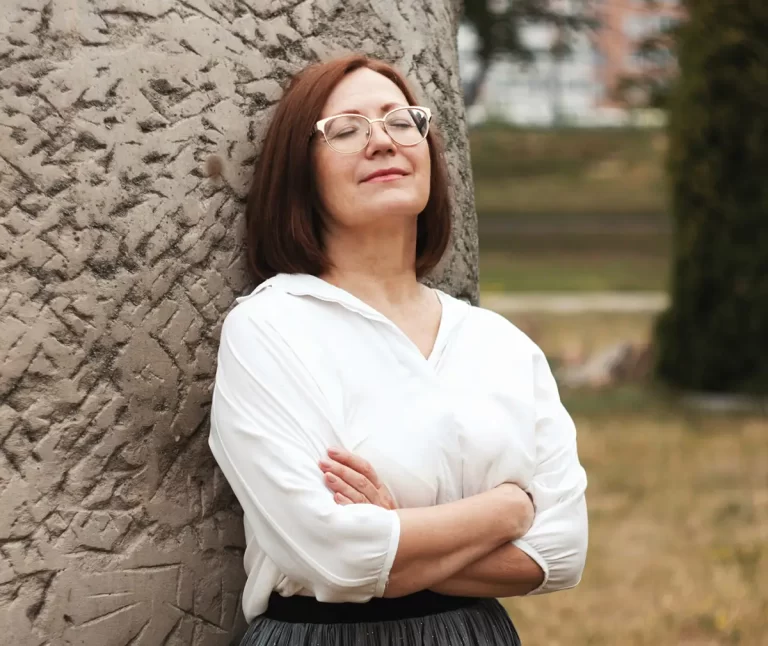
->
[321, 67, 409, 117]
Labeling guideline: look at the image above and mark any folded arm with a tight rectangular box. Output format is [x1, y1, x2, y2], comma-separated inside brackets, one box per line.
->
[429, 541, 544, 597]
[511, 348, 588, 595]
[322, 346, 588, 598]
[209, 306, 536, 603]
[437, 349, 588, 597]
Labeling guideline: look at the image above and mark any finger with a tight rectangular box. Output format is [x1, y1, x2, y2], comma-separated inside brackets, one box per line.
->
[321, 459, 376, 498]
[383, 491, 397, 510]
[323, 472, 368, 504]
[334, 493, 354, 505]
[327, 448, 380, 487]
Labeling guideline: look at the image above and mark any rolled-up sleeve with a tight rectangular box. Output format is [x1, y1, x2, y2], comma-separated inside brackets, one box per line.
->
[513, 349, 588, 594]
[208, 306, 400, 602]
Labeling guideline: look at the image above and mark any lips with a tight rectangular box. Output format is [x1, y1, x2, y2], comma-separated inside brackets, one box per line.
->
[361, 167, 409, 183]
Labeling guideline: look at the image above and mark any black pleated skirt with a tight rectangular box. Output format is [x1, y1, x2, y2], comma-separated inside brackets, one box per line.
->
[239, 591, 522, 646]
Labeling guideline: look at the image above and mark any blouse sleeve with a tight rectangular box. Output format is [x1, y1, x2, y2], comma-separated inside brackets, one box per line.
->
[513, 348, 589, 594]
[208, 305, 400, 602]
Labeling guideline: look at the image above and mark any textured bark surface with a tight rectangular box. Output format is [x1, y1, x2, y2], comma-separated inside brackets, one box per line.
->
[0, 1, 477, 644]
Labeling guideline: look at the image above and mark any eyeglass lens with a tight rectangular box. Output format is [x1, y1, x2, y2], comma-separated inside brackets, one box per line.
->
[324, 108, 429, 153]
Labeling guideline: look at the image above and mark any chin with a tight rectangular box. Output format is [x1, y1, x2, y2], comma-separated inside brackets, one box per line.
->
[371, 194, 428, 220]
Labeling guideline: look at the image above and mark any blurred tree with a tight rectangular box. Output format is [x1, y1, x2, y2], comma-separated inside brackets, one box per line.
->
[654, 0, 768, 394]
[461, 0, 595, 107]
[612, 13, 684, 112]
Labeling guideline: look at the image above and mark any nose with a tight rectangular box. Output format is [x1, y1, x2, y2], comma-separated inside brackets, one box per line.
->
[365, 119, 395, 157]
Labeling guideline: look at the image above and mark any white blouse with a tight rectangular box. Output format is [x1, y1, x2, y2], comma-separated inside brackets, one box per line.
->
[209, 273, 588, 622]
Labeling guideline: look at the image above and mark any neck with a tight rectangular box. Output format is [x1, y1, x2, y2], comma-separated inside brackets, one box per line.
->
[320, 218, 422, 305]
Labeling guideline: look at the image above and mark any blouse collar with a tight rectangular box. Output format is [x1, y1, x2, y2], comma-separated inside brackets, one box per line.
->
[236, 272, 471, 339]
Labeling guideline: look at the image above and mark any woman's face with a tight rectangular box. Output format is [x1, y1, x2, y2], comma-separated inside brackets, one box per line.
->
[313, 67, 431, 230]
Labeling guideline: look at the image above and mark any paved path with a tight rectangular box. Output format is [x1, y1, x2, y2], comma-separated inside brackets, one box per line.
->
[480, 291, 669, 314]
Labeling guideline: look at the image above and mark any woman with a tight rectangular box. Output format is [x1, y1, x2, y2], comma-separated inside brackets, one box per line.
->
[209, 54, 588, 645]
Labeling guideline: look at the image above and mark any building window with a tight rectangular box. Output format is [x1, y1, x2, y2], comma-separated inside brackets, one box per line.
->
[592, 45, 606, 67]
[623, 16, 643, 39]
[625, 51, 646, 70]
[646, 48, 675, 67]
[594, 82, 606, 100]
[624, 15, 669, 40]
[660, 15, 681, 31]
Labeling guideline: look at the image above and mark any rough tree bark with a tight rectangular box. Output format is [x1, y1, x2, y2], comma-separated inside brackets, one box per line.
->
[0, 1, 477, 644]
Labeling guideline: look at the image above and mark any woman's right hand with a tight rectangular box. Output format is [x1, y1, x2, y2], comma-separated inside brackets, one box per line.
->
[319, 447, 398, 510]
[494, 483, 535, 540]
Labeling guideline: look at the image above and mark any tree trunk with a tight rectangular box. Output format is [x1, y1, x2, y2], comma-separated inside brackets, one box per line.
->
[0, 1, 477, 644]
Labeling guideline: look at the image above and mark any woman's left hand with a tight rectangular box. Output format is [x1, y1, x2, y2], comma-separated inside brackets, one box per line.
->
[319, 448, 397, 510]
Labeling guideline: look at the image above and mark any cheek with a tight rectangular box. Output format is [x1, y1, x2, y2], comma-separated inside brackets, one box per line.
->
[416, 148, 431, 193]
[313, 147, 333, 197]
[314, 149, 349, 206]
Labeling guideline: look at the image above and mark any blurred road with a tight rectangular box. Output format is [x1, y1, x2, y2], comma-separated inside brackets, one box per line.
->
[480, 291, 668, 314]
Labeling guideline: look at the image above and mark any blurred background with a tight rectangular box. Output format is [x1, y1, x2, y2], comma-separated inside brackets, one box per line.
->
[457, 1, 768, 644]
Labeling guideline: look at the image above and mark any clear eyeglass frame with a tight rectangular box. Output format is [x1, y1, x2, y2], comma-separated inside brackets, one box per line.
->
[314, 106, 432, 154]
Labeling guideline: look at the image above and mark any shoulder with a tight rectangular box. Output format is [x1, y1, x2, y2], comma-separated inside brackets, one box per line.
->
[219, 281, 313, 353]
[462, 302, 543, 358]
[217, 285, 325, 389]
[219, 278, 339, 373]
[222, 284, 287, 334]
[460, 304, 560, 395]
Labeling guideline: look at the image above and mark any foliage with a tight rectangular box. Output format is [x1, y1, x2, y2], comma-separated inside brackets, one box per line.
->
[612, 17, 685, 110]
[654, 0, 768, 394]
[461, 0, 595, 106]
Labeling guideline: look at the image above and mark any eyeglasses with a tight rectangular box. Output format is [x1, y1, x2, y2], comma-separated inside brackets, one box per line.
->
[315, 106, 432, 154]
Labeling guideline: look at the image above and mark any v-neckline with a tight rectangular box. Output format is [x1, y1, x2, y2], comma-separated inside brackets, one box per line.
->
[418, 289, 445, 363]
[270, 274, 449, 364]
[322, 279, 446, 364]
[381, 288, 445, 363]
[246, 274, 469, 367]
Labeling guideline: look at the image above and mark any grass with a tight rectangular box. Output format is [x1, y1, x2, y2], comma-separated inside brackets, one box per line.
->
[474, 176, 666, 218]
[504, 310, 657, 360]
[472, 128, 767, 643]
[470, 126, 673, 293]
[469, 126, 669, 218]
[479, 249, 670, 293]
[503, 408, 768, 646]
[494, 309, 768, 646]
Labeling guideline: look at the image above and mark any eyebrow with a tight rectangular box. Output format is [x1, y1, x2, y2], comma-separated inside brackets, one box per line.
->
[335, 102, 406, 115]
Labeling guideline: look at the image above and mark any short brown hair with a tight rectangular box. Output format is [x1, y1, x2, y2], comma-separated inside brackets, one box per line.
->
[245, 55, 452, 285]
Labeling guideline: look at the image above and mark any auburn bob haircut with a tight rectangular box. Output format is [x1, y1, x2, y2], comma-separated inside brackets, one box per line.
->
[245, 55, 452, 285]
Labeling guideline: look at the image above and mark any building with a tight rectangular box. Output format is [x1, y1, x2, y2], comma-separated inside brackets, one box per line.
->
[592, 0, 685, 110]
[458, 6, 604, 127]
[458, 0, 685, 127]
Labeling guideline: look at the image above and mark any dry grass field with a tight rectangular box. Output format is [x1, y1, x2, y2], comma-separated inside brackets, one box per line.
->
[472, 126, 767, 643]
[508, 311, 657, 360]
[470, 126, 668, 218]
[498, 312, 768, 645]
[479, 248, 670, 293]
[503, 408, 768, 646]
[471, 126, 672, 294]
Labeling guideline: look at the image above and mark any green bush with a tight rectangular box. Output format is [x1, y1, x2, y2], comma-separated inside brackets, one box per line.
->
[654, 0, 768, 394]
